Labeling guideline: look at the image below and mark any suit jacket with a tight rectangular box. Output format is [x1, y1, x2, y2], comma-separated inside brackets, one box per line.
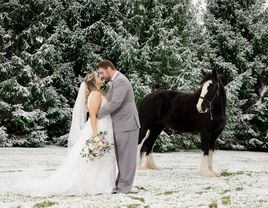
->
[98, 71, 140, 133]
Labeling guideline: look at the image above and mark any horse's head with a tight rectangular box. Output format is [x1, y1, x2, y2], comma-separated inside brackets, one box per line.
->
[196, 69, 220, 113]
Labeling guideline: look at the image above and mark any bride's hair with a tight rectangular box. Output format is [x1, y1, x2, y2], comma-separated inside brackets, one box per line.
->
[84, 72, 105, 112]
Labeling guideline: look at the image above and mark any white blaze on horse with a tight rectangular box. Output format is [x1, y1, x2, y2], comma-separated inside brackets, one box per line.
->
[137, 69, 226, 177]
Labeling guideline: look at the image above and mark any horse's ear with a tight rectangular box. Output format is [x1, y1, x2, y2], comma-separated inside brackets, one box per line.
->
[201, 69, 207, 76]
[212, 68, 217, 79]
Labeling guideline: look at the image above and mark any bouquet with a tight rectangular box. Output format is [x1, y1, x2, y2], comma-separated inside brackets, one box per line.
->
[81, 131, 112, 161]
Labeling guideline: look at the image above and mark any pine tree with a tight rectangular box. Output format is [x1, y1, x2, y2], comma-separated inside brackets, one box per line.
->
[2, 0, 266, 152]
[0, 0, 72, 146]
[0, 0, 206, 150]
[119, 0, 205, 151]
[204, 0, 268, 150]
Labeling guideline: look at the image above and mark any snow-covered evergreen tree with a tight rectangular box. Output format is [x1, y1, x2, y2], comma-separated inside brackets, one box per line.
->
[0, 0, 72, 146]
[204, 0, 268, 150]
[1, 0, 267, 151]
[117, 0, 205, 151]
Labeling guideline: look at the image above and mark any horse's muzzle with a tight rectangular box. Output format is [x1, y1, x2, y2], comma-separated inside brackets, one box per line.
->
[196, 105, 208, 113]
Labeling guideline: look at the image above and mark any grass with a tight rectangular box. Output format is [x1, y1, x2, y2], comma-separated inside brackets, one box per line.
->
[129, 191, 139, 194]
[156, 190, 178, 196]
[220, 189, 230, 194]
[135, 186, 148, 191]
[129, 196, 145, 203]
[209, 202, 218, 208]
[196, 186, 213, 195]
[220, 170, 233, 177]
[163, 191, 174, 195]
[127, 204, 150, 208]
[221, 170, 252, 177]
[33, 201, 58, 208]
[127, 204, 141, 208]
[222, 196, 231, 205]
[221, 170, 251, 177]
[235, 187, 243, 191]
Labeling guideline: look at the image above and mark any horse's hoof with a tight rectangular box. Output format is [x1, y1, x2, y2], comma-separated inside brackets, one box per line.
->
[208, 168, 220, 176]
[145, 164, 160, 170]
[141, 166, 148, 170]
[199, 170, 215, 177]
[137, 165, 147, 170]
[212, 170, 220, 176]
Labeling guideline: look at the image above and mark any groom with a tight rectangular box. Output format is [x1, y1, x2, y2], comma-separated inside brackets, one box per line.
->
[97, 60, 140, 194]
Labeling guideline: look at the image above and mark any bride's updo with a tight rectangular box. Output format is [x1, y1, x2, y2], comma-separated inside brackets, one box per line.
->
[84, 72, 105, 111]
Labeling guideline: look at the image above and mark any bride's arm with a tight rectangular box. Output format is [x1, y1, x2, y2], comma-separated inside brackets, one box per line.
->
[89, 91, 102, 138]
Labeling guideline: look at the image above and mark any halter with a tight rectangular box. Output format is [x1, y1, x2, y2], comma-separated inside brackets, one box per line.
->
[199, 83, 220, 120]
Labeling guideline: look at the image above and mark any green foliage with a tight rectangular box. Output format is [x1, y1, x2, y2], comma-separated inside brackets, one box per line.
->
[0, 0, 73, 146]
[24, 130, 48, 147]
[0, 126, 8, 147]
[154, 131, 200, 152]
[33, 201, 58, 208]
[0, 0, 267, 151]
[204, 0, 268, 151]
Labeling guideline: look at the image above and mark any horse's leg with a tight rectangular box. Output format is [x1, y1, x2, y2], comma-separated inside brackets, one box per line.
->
[137, 128, 150, 170]
[199, 131, 214, 176]
[208, 128, 224, 176]
[144, 125, 164, 170]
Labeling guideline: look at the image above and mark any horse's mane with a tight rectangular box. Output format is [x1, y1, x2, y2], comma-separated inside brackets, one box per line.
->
[200, 71, 224, 87]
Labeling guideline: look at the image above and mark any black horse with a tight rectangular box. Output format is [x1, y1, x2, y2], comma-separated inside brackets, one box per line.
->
[137, 69, 226, 176]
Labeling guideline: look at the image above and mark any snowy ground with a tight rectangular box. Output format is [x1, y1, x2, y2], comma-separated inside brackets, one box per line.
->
[0, 147, 268, 208]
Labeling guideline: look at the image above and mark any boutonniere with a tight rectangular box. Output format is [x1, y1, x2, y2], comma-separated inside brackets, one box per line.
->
[107, 80, 113, 90]
[101, 80, 113, 93]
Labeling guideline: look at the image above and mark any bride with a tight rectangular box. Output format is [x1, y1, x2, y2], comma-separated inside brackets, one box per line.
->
[14, 72, 117, 196]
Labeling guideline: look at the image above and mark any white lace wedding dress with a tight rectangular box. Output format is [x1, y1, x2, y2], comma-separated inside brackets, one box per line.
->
[14, 93, 117, 196]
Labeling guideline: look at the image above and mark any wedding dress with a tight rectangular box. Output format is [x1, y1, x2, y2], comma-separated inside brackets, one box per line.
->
[14, 89, 117, 196]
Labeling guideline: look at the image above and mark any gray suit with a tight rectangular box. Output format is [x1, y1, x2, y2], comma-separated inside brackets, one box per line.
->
[98, 71, 140, 193]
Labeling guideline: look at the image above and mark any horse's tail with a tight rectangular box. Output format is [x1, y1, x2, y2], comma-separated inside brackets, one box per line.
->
[138, 129, 150, 145]
[137, 129, 150, 169]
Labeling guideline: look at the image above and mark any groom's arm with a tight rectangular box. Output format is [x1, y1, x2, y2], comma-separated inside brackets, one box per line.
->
[98, 79, 128, 118]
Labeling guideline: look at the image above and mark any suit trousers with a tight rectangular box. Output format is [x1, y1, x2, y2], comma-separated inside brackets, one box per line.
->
[114, 129, 139, 193]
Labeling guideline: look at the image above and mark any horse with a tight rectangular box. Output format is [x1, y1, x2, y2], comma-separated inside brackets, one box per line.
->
[137, 69, 226, 176]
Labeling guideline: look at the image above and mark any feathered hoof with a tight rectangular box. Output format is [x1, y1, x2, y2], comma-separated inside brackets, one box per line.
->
[199, 169, 216, 177]
[137, 165, 148, 170]
[136, 165, 146, 170]
[144, 162, 160, 170]
[211, 170, 220, 177]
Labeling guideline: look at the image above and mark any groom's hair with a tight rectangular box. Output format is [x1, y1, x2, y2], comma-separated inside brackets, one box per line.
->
[96, 60, 115, 70]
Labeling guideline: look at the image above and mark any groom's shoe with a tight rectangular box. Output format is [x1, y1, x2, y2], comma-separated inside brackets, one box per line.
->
[112, 188, 118, 194]
[112, 189, 126, 194]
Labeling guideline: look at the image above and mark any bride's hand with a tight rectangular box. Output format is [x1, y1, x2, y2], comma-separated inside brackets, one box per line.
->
[92, 132, 98, 138]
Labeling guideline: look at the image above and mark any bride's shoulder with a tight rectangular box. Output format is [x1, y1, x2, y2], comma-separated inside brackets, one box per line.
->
[90, 90, 101, 95]
[89, 91, 106, 100]
[89, 91, 101, 98]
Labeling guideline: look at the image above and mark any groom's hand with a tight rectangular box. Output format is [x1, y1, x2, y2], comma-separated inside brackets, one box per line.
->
[98, 79, 128, 118]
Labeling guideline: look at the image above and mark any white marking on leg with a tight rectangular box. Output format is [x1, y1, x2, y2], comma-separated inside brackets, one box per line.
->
[138, 151, 146, 170]
[196, 80, 212, 113]
[208, 150, 213, 171]
[199, 152, 214, 176]
[145, 153, 159, 170]
[208, 150, 220, 176]
[137, 130, 150, 169]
